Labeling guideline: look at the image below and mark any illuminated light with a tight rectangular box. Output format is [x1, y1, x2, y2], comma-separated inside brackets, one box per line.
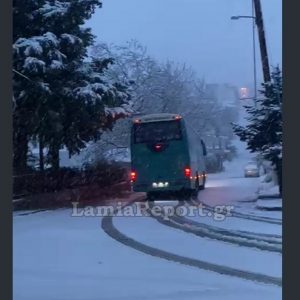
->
[130, 171, 137, 182]
[165, 182, 169, 187]
[184, 167, 191, 178]
[134, 119, 141, 123]
[152, 182, 158, 188]
[155, 144, 162, 150]
[158, 182, 164, 187]
[174, 115, 182, 120]
[240, 87, 249, 99]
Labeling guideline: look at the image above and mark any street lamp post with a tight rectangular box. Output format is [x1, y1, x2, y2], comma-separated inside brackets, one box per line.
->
[231, 6, 257, 107]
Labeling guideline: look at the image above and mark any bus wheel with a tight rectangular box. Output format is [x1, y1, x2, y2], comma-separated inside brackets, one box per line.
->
[199, 175, 206, 190]
[195, 174, 200, 190]
[191, 189, 198, 200]
[178, 189, 193, 200]
[147, 192, 156, 201]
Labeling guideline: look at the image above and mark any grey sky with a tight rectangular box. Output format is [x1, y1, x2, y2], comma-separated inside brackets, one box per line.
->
[86, 0, 282, 89]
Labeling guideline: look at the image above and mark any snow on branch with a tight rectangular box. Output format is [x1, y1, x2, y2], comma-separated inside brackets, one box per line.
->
[14, 32, 60, 57]
[23, 57, 46, 73]
[104, 107, 128, 119]
[38, 1, 70, 18]
[61, 33, 83, 45]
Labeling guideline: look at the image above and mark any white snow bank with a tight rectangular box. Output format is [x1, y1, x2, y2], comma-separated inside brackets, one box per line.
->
[258, 184, 280, 198]
[256, 199, 282, 210]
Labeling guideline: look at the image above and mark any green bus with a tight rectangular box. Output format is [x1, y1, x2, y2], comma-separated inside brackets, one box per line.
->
[130, 113, 207, 199]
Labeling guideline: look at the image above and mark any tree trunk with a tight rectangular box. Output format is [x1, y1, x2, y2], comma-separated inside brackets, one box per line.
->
[48, 143, 60, 171]
[13, 128, 28, 174]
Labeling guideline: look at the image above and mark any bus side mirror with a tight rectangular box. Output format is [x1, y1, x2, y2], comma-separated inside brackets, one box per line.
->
[201, 140, 207, 156]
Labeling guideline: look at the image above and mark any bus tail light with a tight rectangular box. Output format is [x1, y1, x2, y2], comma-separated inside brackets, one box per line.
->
[184, 167, 191, 178]
[130, 171, 137, 182]
[150, 142, 168, 152]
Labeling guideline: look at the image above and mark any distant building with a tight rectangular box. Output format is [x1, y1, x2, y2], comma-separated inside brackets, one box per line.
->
[205, 83, 240, 109]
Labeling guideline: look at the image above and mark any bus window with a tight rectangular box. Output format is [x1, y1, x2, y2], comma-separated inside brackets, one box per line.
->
[134, 120, 182, 144]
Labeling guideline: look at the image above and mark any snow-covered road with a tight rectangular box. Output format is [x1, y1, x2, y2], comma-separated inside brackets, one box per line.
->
[13, 151, 282, 300]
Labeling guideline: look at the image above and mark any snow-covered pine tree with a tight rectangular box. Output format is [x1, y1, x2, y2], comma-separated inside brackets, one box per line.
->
[233, 66, 283, 195]
[13, 0, 131, 171]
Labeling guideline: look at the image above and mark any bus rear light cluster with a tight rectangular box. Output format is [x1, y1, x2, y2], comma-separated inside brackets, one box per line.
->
[130, 171, 137, 182]
[152, 182, 169, 188]
[151, 142, 167, 152]
[197, 173, 207, 178]
[184, 167, 191, 178]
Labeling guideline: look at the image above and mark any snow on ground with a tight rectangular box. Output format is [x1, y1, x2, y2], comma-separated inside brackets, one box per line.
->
[199, 175, 259, 206]
[184, 212, 281, 236]
[13, 139, 282, 300]
[174, 138, 282, 235]
[14, 210, 281, 300]
[200, 138, 282, 218]
[256, 199, 282, 210]
[235, 207, 282, 219]
[200, 139, 259, 207]
[256, 179, 282, 211]
[258, 184, 280, 197]
[114, 215, 281, 278]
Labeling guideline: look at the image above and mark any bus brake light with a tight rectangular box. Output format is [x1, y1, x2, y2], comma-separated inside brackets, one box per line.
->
[184, 168, 191, 178]
[130, 171, 137, 182]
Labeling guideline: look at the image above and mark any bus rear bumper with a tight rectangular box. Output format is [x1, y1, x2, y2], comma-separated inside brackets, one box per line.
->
[132, 180, 190, 193]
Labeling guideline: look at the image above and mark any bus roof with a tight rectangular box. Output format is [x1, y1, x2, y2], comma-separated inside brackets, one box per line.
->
[133, 113, 182, 123]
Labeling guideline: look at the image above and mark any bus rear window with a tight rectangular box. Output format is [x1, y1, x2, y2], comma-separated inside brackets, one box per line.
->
[134, 120, 182, 144]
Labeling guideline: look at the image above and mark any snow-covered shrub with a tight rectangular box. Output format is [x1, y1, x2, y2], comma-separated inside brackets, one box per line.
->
[233, 67, 282, 194]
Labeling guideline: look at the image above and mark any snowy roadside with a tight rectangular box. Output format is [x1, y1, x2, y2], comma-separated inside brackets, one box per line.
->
[202, 142, 282, 215]
[13, 191, 146, 217]
[13, 208, 281, 300]
[256, 175, 282, 211]
[13, 209, 281, 300]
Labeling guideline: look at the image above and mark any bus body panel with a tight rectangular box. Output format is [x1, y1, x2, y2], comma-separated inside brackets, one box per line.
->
[131, 141, 190, 192]
[185, 121, 206, 187]
[130, 114, 206, 193]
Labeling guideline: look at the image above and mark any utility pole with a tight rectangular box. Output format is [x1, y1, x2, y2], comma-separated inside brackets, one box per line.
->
[253, 0, 271, 83]
[251, 0, 257, 104]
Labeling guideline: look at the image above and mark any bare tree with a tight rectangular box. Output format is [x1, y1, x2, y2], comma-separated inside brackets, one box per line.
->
[89, 40, 239, 162]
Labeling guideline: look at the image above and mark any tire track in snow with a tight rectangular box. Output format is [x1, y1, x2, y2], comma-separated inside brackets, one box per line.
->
[178, 214, 282, 245]
[146, 202, 282, 253]
[183, 200, 282, 242]
[192, 198, 282, 225]
[101, 213, 281, 286]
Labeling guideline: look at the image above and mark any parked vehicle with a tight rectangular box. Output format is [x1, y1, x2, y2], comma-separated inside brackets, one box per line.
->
[244, 162, 260, 177]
